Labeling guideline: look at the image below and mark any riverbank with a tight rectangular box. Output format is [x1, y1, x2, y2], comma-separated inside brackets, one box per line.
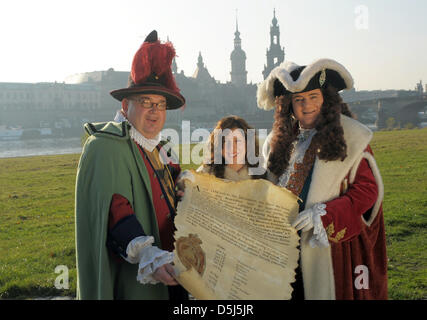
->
[0, 137, 82, 159]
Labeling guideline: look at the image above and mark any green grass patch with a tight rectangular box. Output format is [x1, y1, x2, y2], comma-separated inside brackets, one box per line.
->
[0, 129, 426, 299]
[0, 154, 80, 299]
[370, 129, 427, 299]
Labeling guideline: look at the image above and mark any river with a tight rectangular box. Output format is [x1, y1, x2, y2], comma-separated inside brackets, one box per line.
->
[0, 137, 82, 158]
[0, 127, 269, 159]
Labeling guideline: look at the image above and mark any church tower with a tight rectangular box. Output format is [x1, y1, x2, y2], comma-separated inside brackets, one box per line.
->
[262, 9, 285, 79]
[192, 52, 216, 84]
[230, 17, 247, 86]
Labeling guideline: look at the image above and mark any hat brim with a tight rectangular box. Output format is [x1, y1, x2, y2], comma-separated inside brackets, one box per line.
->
[110, 85, 185, 110]
[257, 59, 354, 110]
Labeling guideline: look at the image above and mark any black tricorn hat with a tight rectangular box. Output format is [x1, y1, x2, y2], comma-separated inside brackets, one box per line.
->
[110, 30, 185, 110]
[257, 59, 354, 110]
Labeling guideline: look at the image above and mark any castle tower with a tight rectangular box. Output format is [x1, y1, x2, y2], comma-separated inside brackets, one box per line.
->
[416, 80, 424, 96]
[192, 52, 215, 84]
[230, 17, 247, 86]
[262, 9, 285, 79]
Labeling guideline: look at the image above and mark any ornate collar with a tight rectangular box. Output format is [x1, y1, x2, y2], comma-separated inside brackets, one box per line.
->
[129, 124, 161, 152]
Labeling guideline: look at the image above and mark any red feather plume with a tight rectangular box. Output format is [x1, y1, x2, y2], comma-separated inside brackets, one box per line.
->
[130, 40, 179, 93]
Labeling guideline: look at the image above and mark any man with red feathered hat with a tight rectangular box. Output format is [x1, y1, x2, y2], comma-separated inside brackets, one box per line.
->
[75, 30, 188, 300]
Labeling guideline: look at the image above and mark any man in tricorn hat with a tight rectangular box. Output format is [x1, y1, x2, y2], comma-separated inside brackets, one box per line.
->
[75, 30, 188, 300]
[258, 59, 387, 299]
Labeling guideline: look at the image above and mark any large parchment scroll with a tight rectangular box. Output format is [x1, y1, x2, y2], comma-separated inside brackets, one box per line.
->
[173, 171, 300, 300]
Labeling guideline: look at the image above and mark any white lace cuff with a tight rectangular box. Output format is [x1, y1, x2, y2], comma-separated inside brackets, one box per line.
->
[124, 236, 155, 264]
[136, 246, 175, 285]
[308, 203, 330, 248]
[123, 236, 175, 284]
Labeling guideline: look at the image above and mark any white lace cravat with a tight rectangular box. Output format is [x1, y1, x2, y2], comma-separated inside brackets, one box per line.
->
[129, 124, 161, 152]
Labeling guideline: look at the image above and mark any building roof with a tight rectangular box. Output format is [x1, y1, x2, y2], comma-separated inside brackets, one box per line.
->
[192, 52, 216, 84]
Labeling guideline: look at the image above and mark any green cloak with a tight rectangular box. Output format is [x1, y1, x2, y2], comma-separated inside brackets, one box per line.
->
[75, 121, 169, 300]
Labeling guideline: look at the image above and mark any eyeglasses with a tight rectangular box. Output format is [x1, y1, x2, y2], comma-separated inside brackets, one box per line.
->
[131, 97, 167, 110]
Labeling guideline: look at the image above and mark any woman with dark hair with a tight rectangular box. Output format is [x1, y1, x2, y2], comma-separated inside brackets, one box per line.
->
[257, 59, 387, 300]
[197, 115, 264, 181]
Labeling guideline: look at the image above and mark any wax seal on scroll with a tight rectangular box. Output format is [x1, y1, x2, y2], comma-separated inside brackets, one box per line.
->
[176, 234, 206, 276]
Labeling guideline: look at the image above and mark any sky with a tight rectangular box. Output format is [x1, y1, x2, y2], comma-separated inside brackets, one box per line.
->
[0, 0, 426, 91]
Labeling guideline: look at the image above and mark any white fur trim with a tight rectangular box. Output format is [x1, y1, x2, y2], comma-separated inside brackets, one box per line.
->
[256, 79, 276, 111]
[301, 115, 372, 300]
[257, 58, 354, 110]
[282, 61, 301, 73]
[349, 153, 363, 185]
[347, 151, 384, 227]
[361, 152, 384, 226]
[262, 115, 382, 299]
[306, 116, 372, 206]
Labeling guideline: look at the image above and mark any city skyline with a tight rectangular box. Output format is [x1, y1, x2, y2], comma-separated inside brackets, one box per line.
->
[1, 0, 426, 91]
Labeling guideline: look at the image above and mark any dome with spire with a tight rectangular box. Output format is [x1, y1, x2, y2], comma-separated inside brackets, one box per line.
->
[230, 17, 246, 60]
[231, 47, 246, 60]
[272, 8, 278, 26]
[192, 52, 216, 84]
[230, 16, 247, 86]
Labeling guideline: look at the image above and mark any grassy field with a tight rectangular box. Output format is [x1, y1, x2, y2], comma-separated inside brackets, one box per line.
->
[370, 129, 427, 299]
[0, 128, 426, 299]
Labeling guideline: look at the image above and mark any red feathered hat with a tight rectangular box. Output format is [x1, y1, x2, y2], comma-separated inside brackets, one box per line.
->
[110, 30, 185, 109]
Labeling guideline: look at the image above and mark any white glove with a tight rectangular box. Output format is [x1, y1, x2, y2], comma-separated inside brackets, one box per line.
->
[177, 170, 195, 184]
[292, 203, 326, 232]
[291, 203, 329, 248]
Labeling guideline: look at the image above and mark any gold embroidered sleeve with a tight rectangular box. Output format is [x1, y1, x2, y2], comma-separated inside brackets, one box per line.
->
[326, 222, 347, 243]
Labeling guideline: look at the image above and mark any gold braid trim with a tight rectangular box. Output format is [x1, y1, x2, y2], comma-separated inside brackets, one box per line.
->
[326, 222, 347, 243]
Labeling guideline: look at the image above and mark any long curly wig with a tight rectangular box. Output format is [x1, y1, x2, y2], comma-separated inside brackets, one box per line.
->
[204, 115, 262, 179]
[268, 84, 354, 177]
